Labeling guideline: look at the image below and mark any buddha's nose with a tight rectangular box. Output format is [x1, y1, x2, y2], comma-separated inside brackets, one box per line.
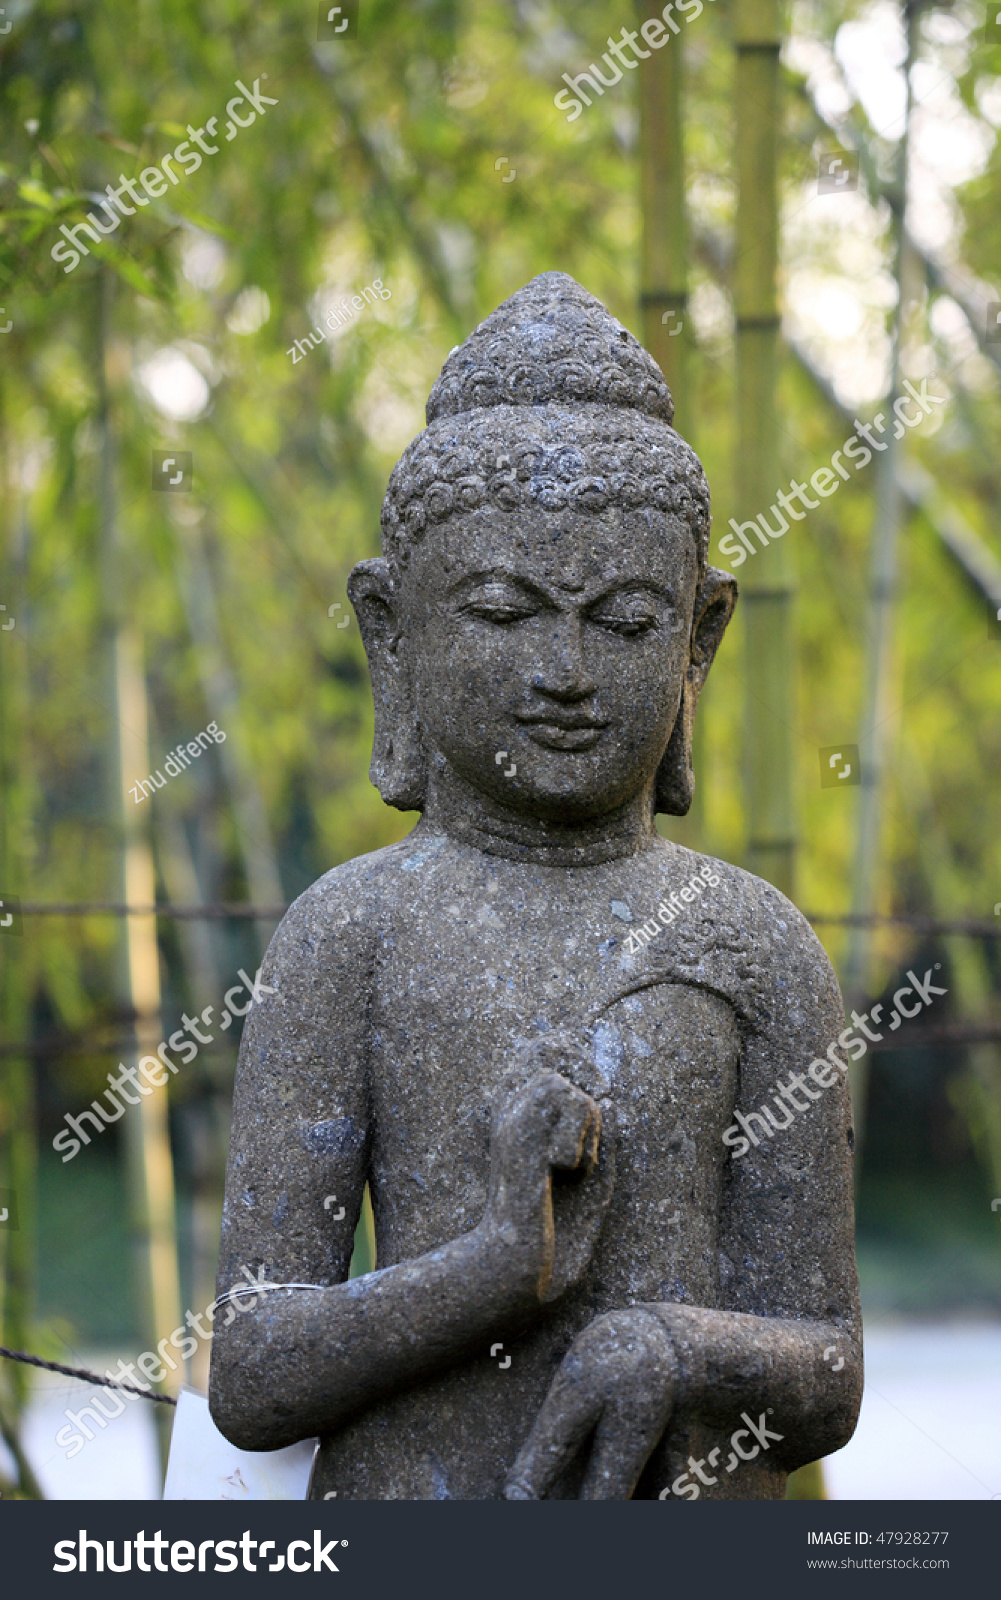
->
[531, 619, 596, 700]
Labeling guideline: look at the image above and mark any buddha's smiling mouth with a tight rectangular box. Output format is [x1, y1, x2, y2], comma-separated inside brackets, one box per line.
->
[516, 714, 609, 752]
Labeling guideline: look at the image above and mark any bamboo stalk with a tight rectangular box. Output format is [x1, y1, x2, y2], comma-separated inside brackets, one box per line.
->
[115, 626, 183, 1399]
[0, 1396, 43, 1499]
[898, 743, 1001, 1200]
[153, 803, 227, 1394]
[735, 0, 821, 1501]
[637, 0, 688, 412]
[687, 221, 1001, 642]
[734, 0, 795, 899]
[841, 3, 919, 1158]
[636, 0, 708, 851]
[154, 808, 223, 1016]
[0, 315, 40, 1497]
[97, 272, 181, 1471]
[168, 506, 284, 959]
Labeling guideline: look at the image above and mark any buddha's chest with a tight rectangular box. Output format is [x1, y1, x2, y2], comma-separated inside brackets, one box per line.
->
[366, 907, 740, 1298]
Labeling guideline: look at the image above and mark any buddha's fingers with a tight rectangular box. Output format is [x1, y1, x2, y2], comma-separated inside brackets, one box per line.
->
[544, 1101, 616, 1301]
[577, 1384, 674, 1500]
[491, 1070, 600, 1188]
[505, 1308, 678, 1500]
[502, 1356, 602, 1500]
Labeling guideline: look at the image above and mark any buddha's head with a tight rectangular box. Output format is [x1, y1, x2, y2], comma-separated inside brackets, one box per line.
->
[349, 272, 736, 833]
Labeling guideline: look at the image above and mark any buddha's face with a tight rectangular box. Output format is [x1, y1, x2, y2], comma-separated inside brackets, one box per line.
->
[404, 503, 699, 823]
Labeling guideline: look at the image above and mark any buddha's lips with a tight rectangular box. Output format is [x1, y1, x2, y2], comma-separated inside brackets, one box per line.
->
[516, 716, 608, 752]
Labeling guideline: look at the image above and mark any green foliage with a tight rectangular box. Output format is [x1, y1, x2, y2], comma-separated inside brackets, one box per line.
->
[0, 0, 999, 1378]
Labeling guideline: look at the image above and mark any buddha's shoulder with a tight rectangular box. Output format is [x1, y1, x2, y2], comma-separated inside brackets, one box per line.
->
[266, 830, 456, 949]
[646, 841, 836, 986]
[656, 843, 800, 920]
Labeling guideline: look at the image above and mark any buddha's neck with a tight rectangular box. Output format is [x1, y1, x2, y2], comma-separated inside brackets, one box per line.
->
[418, 764, 661, 867]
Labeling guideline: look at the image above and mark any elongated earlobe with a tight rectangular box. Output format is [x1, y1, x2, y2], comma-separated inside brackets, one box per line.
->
[347, 558, 427, 810]
[655, 565, 737, 816]
[373, 716, 425, 811]
[655, 675, 696, 815]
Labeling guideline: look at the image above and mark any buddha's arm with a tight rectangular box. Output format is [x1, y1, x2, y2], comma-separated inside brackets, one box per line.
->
[209, 882, 609, 1453]
[506, 913, 862, 1499]
[666, 921, 864, 1470]
[645, 1301, 859, 1468]
[503, 1300, 857, 1500]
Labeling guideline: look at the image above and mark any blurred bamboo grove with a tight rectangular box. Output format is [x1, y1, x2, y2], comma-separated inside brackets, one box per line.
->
[1, 0, 1000, 1499]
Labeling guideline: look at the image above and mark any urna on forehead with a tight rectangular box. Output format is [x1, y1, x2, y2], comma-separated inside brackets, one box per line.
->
[380, 272, 711, 578]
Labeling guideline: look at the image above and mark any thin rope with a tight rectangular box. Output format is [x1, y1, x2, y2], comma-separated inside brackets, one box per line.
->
[0, 1285, 330, 1402]
[0, 1346, 176, 1404]
[210, 1282, 327, 1312]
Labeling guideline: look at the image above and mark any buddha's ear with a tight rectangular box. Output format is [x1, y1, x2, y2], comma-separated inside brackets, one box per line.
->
[655, 565, 738, 816]
[348, 558, 427, 811]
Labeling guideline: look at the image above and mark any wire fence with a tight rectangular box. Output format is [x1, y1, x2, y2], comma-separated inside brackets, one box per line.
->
[9, 901, 1001, 934]
[13, 902, 288, 919]
[1, 902, 997, 1059]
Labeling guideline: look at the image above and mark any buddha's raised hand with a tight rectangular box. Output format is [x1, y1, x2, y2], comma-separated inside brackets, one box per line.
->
[483, 1051, 615, 1308]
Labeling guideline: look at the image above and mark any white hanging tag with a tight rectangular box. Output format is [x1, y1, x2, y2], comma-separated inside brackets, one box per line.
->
[163, 1387, 317, 1500]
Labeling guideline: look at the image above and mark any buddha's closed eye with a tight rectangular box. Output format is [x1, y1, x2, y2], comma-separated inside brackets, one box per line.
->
[468, 603, 534, 625]
[461, 589, 665, 638]
[588, 610, 658, 638]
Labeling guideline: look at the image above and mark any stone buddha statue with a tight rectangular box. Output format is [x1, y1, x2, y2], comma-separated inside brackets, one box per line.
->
[209, 272, 861, 1500]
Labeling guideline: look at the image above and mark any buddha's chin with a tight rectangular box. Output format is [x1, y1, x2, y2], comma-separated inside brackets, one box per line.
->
[490, 772, 650, 827]
[431, 745, 654, 826]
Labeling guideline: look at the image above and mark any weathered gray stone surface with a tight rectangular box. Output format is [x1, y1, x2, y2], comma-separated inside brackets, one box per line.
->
[209, 272, 861, 1500]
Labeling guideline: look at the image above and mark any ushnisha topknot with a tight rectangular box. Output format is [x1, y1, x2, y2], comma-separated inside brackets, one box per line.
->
[380, 272, 711, 579]
[425, 271, 673, 424]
